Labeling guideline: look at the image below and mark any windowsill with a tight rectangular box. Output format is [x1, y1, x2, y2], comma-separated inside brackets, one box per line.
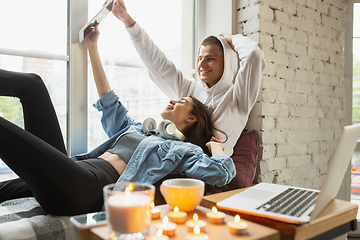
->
[0, 172, 18, 183]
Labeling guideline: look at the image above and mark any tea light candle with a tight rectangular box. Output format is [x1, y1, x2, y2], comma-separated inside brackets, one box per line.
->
[168, 206, 187, 224]
[156, 216, 177, 237]
[227, 214, 248, 235]
[107, 185, 151, 234]
[146, 228, 170, 240]
[185, 225, 209, 240]
[185, 213, 206, 232]
[206, 206, 225, 224]
[151, 202, 161, 219]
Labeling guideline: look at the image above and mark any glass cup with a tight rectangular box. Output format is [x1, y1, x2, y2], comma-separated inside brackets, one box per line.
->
[103, 182, 155, 240]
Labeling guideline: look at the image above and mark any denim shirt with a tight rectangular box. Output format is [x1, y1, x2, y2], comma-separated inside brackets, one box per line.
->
[71, 90, 236, 187]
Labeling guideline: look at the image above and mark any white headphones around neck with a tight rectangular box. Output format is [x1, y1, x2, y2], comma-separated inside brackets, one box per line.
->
[142, 117, 185, 141]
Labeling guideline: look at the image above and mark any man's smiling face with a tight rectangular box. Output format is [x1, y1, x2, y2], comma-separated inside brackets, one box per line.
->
[197, 44, 224, 88]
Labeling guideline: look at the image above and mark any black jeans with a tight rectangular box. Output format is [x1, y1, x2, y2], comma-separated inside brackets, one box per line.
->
[0, 69, 119, 216]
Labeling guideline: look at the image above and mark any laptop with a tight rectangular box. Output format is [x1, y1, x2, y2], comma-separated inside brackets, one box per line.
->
[79, 0, 114, 42]
[217, 124, 360, 224]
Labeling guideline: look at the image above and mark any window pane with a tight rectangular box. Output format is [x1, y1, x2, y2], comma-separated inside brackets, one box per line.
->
[353, 38, 360, 124]
[88, 0, 195, 67]
[354, 3, 360, 38]
[352, 4, 360, 210]
[87, 66, 169, 148]
[0, 0, 67, 55]
[87, 0, 196, 149]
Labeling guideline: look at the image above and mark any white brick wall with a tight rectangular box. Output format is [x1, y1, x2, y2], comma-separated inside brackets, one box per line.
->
[237, 0, 347, 195]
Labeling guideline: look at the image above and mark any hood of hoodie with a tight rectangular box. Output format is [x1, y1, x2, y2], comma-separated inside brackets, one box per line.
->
[197, 35, 239, 110]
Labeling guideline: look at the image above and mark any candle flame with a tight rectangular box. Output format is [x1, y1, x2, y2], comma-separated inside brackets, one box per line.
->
[174, 206, 179, 213]
[235, 214, 240, 223]
[163, 216, 168, 224]
[125, 183, 134, 197]
[156, 228, 163, 237]
[151, 202, 155, 208]
[193, 213, 198, 221]
[212, 206, 218, 214]
[194, 225, 200, 235]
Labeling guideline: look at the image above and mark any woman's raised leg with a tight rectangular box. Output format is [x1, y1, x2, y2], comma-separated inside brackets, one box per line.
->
[0, 69, 66, 154]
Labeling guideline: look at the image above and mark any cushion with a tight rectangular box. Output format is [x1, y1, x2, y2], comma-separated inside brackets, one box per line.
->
[227, 130, 259, 189]
[207, 130, 259, 194]
[0, 197, 77, 240]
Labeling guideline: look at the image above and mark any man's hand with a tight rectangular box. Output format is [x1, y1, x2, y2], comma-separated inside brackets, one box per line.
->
[112, 0, 135, 28]
[219, 33, 235, 50]
[210, 136, 222, 143]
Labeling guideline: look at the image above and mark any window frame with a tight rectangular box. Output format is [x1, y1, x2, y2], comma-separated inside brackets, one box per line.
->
[345, 1, 360, 148]
[196, 0, 236, 42]
[67, 0, 88, 155]
[345, 1, 360, 237]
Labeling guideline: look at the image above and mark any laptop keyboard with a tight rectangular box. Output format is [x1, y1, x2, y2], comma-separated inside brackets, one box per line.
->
[256, 188, 319, 217]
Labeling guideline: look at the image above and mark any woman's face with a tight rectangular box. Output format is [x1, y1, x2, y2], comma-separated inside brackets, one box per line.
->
[161, 97, 197, 132]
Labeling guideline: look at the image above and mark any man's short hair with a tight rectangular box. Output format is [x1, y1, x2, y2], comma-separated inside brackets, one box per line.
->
[200, 36, 224, 55]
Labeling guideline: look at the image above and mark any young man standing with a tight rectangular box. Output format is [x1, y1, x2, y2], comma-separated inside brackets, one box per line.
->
[112, 0, 265, 156]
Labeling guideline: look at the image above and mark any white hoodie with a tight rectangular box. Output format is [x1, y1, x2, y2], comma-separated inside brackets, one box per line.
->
[126, 23, 265, 156]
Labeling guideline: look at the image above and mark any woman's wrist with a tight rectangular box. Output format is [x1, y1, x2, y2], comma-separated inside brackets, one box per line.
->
[122, 14, 136, 28]
[87, 43, 99, 54]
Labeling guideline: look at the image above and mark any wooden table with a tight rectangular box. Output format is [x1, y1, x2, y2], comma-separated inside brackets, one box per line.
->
[78, 205, 279, 240]
[201, 189, 358, 240]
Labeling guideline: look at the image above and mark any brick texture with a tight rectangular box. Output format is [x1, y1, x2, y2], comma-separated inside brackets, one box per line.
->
[237, 0, 347, 191]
